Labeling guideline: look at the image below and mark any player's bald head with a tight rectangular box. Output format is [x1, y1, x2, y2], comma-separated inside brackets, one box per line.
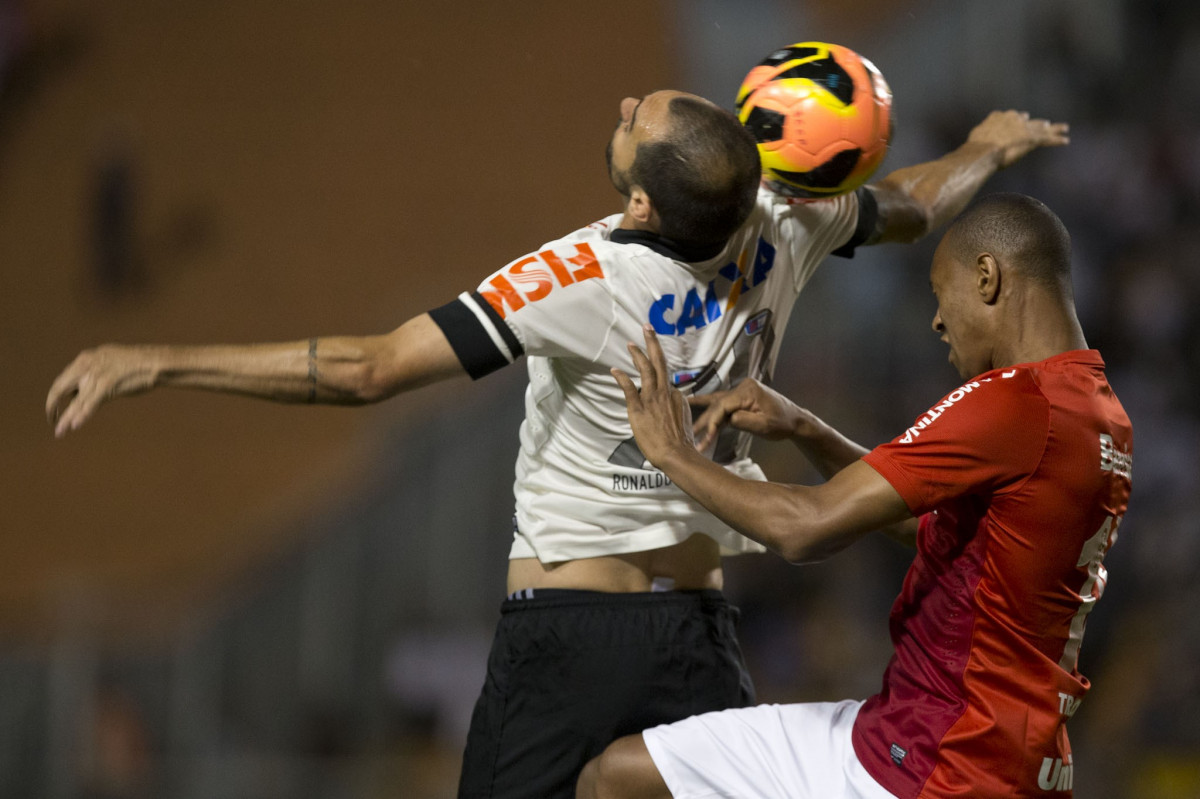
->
[943, 193, 1073, 292]
[631, 95, 761, 248]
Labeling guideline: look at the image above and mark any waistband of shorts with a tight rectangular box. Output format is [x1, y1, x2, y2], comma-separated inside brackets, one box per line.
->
[499, 588, 729, 613]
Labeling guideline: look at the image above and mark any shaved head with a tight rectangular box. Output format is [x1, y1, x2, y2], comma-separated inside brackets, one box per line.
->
[944, 193, 1073, 292]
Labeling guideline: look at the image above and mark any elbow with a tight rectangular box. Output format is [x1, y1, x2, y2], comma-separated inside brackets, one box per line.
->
[749, 490, 844, 565]
[353, 362, 396, 404]
[757, 480, 889, 564]
[772, 519, 849, 565]
[882, 202, 932, 244]
[313, 336, 417, 405]
[327, 359, 391, 405]
[871, 181, 933, 244]
[778, 538, 838, 566]
[778, 544, 815, 566]
[772, 526, 829, 566]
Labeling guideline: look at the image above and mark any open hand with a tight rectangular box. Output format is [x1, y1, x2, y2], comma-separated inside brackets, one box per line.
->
[967, 110, 1069, 168]
[46, 345, 156, 438]
[611, 325, 695, 468]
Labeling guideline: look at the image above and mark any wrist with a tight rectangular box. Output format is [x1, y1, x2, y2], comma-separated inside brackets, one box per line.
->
[136, 344, 172, 389]
[959, 139, 1005, 169]
[789, 407, 821, 443]
[652, 439, 704, 475]
[146, 345, 168, 387]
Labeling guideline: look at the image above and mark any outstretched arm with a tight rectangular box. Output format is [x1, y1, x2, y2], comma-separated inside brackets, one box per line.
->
[868, 110, 1070, 244]
[691, 378, 918, 548]
[612, 327, 913, 564]
[46, 313, 465, 438]
[691, 378, 866, 480]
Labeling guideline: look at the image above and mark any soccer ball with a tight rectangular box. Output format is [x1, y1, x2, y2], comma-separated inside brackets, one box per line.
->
[735, 42, 892, 199]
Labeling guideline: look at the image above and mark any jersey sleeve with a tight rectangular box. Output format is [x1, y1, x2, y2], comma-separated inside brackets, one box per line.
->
[829, 186, 878, 258]
[427, 239, 613, 379]
[765, 187, 865, 294]
[427, 290, 524, 379]
[862, 371, 1051, 515]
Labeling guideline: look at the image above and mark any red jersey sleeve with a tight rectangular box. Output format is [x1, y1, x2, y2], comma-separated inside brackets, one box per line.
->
[862, 369, 1051, 515]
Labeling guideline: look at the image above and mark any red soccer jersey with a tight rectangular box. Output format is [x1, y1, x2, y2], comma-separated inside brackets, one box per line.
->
[853, 350, 1133, 798]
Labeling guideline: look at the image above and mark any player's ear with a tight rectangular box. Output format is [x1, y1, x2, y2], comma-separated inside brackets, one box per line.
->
[627, 186, 657, 227]
[977, 253, 1000, 304]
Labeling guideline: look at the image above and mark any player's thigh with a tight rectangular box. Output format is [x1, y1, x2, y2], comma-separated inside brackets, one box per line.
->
[578, 733, 672, 799]
[642, 700, 897, 799]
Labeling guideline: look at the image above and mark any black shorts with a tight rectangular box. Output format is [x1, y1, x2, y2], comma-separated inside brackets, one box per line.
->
[457, 588, 755, 799]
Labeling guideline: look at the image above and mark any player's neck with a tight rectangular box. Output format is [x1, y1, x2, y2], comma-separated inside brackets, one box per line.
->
[990, 284, 1086, 369]
[997, 307, 1088, 369]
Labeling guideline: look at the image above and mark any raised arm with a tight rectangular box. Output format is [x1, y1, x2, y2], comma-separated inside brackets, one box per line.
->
[690, 378, 867, 480]
[691, 377, 918, 549]
[613, 327, 913, 564]
[868, 110, 1070, 244]
[46, 313, 465, 438]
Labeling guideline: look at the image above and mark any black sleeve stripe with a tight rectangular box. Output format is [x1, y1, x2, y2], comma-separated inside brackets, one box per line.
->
[830, 185, 879, 259]
[427, 292, 525, 380]
[466, 290, 525, 361]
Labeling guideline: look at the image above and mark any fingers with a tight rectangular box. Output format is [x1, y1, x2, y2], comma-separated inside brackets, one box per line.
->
[626, 324, 669, 393]
[616, 325, 669, 406]
[691, 396, 732, 451]
[46, 360, 81, 422]
[611, 367, 641, 408]
[1023, 113, 1069, 145]
[640, 324, 669, 381]
[975, 110, 1069, 145]
[1043, 120, 1070, 145]
[47, 345, 159, 437]
[689, 394, 718, 433]
[626, 341, 655, 393]
[694, 418, 721, 454]
[46, 394, 73, 437]
[45, 383, 69, 426]
[674, 386, 695, 439]
[51, 389, 87, 439]
[611, 327, 699, 464]
[46, 364, 85, 438]
[46, 353, 108, 438]
[974, 112, 1071, 167]
[691, 385, 758, 452]
[53, 375, 104, 438]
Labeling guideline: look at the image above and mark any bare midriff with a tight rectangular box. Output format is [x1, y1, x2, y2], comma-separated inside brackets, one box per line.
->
[506, 533, 723, 593]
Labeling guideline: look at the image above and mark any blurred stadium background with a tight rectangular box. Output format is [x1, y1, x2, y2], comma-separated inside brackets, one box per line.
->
[2, 0, 1197, 797]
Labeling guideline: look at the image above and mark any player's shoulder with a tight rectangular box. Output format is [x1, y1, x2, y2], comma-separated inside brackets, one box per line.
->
[532, 213, 618, 250]
[977, 355, 1107, 406]
[758, 184, 858, 216]
[961, 365, 1052, 420]
[520, 214, 652, 275]
[898, 368, 1047, 444]
[541, 215, 662, 259]
[753, 185, 863, 252]
[949, 365, 1049, 409]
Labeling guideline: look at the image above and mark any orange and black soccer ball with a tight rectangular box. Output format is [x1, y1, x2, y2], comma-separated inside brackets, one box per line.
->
[735, 42, 892, 199]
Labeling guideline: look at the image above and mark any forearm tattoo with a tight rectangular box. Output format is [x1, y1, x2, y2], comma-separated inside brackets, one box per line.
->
[307, 337, 318, 403]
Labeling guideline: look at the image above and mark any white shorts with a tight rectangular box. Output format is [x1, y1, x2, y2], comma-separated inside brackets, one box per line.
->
[642, 699, 898, 799]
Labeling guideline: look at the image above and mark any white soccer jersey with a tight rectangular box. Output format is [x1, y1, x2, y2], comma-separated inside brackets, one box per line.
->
[429, 187, 868, 563]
